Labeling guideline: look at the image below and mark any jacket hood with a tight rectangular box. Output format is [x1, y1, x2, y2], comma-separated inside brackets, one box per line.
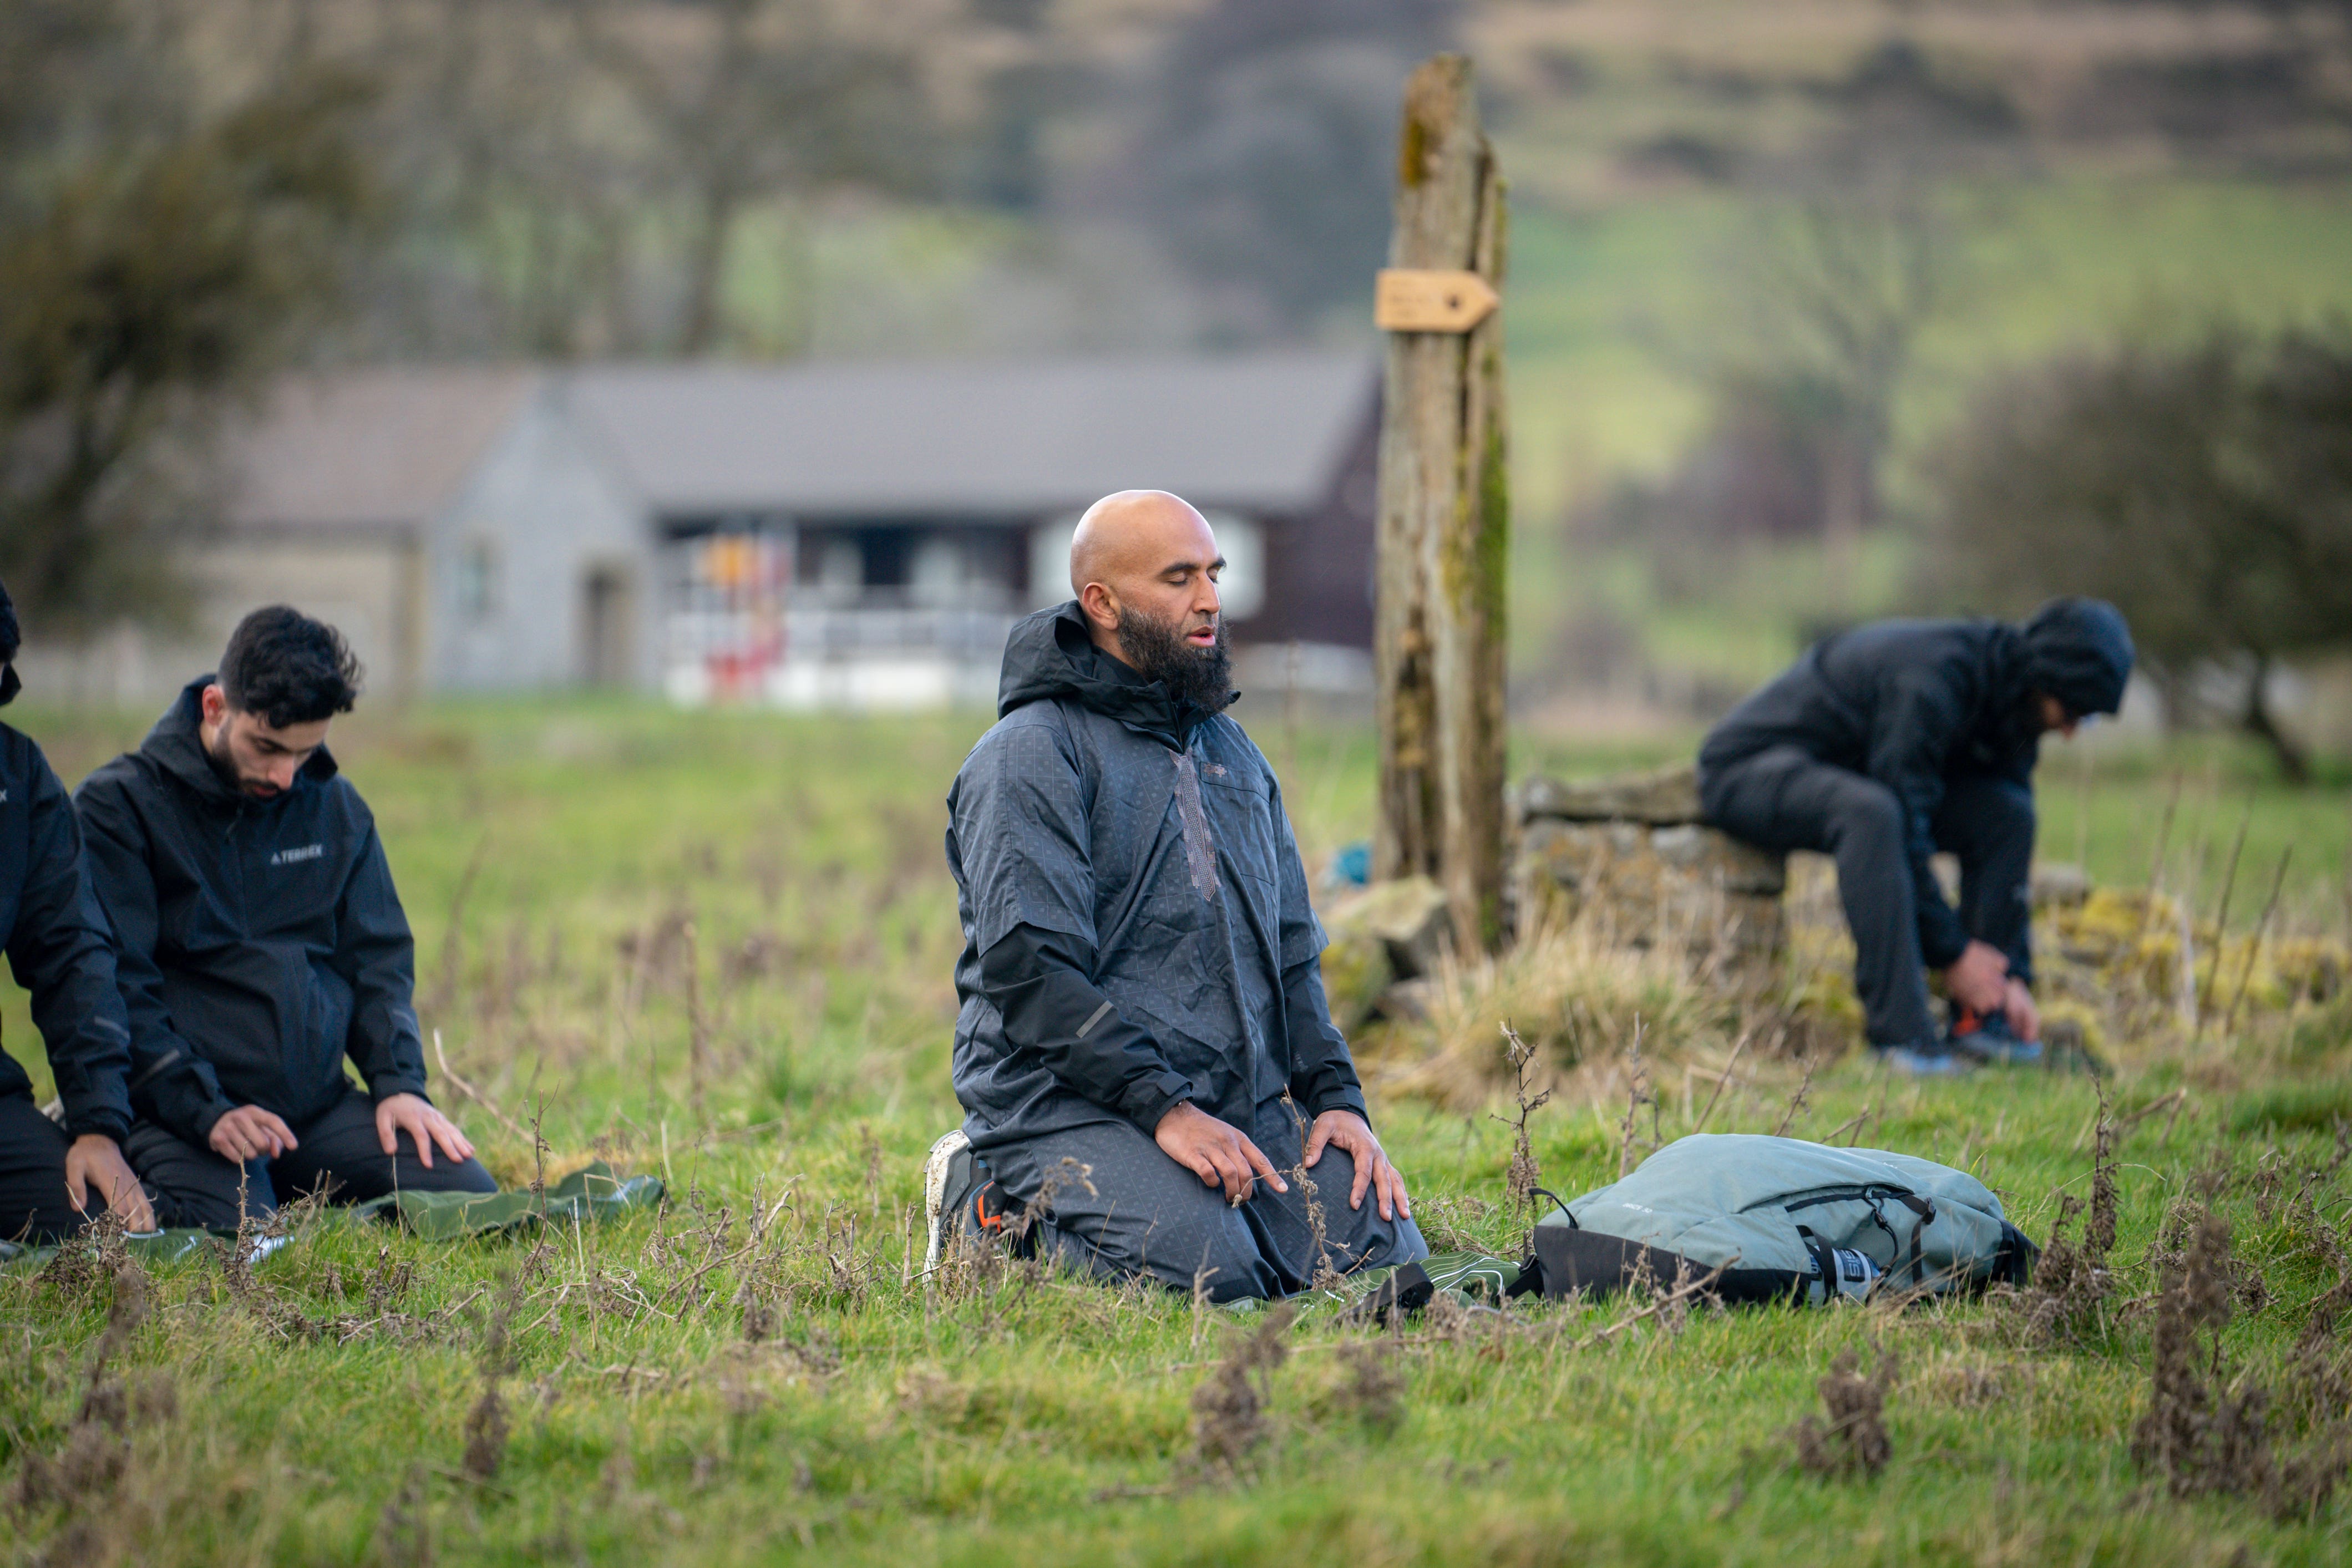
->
[2021, 598, 2134, 718]
[996, 602, 1233, 746]
[142, 675, 339, 806]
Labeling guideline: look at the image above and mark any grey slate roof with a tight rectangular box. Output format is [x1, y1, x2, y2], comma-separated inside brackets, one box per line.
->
[221, 367, 536, 532]
[565, 353, 1375, 519]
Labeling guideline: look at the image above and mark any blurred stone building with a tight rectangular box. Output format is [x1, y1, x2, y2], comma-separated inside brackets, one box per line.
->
[29, 354, 1380, 711]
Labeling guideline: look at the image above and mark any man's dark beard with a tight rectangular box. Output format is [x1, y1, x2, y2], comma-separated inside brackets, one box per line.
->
[1116, 607, 1234, 712]
[205, 725, 276, 798]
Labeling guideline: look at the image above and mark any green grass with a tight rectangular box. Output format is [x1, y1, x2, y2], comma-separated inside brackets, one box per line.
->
[1, 702, 2348, 1565]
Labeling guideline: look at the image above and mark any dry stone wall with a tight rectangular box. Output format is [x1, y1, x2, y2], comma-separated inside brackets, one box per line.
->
[1513, 763, 1786, 986]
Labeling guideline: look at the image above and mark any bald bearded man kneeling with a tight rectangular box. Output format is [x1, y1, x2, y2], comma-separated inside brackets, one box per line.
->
[922, 491, 1425, 1301]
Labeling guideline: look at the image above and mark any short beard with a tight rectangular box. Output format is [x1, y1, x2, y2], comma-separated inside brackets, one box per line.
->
[205, 723, 277, 798]
[1115, 606, 1234, 712]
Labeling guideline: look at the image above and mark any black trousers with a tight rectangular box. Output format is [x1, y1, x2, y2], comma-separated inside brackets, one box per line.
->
[125, 1083, 496, 1230]
[0, 1092, 107, 1243]
[1702, 745, 2034, 1048]
[987, 1104, 1428, 1303]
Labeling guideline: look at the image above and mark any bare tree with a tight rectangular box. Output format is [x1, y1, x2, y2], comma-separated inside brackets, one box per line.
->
[0, 6, 374, 637]
[570, 0, 938, 354]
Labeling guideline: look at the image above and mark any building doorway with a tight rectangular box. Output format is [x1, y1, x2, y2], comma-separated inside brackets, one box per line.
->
[579, 563, 634, 687]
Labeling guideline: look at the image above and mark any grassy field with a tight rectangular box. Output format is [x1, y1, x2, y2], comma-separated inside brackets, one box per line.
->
[1, 701, 2349, 1566]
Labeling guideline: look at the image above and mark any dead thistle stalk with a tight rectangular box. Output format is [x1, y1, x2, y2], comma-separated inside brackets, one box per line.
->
[684, 919, 708, 1128]
[1787, 1348, 1899, 1478]
[1281, 1092, 1342, 1291]
[1771, 1057, 1816, 1140]
[1618, 1016, 1655, 1177]
[2013, 1082, 2118, 1346]
[463, 1270, 523, 1482]
[1189, 1302, 1295, 1475]
[1492, 1021, 1552, 1214]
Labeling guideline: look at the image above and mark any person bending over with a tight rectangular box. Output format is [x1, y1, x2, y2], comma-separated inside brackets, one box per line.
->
[0, 581, 160, 1240]
[1697, 598, 2133, 1075]
[924, 490, 1425, 1302]
[78, 607, 495, 1225]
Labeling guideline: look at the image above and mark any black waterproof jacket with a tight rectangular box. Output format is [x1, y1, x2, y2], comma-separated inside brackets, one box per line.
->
[0, 723, 147, 1140]
[74, 679, 429, 1143]
[945, 605, 1367, 1194]
[1697, 619, 2038, 971]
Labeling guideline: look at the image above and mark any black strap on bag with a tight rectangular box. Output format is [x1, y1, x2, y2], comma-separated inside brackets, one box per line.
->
[1339, 1261, 1436, 1326]
[1529, 1188, 1577, 1226]
[1796, 1224, 1841, 1305]
[1890, 1194, 1936, 1287]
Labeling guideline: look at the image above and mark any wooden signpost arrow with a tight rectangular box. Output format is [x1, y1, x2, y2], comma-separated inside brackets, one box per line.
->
[1373, 268, 1500, 333]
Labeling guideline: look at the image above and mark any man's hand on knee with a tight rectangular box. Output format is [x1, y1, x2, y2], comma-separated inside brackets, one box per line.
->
[64, 1135, 155, 1232]
[1944, 940, 2010, 1016]
[1303, 1109, 1411, 1222]
[2003, 977, 2041, 1043]
[1153, 1102, 1286, 1206]
[209, 1104, 297, 1163]
[376, 1093, 474, 1170]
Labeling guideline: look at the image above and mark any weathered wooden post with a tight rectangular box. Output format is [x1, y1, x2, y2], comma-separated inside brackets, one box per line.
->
[1372, 54, 1509, 955]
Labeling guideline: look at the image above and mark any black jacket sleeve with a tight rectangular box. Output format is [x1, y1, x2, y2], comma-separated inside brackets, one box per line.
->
[1865, 663, 1974, 970]
[1281, 955, 1368, 1123]
[329, 820, 429, 1102]
[74, 770, 235, 1144]
[8, 751, 136, 1141]
[979, 923, 1194, 1132]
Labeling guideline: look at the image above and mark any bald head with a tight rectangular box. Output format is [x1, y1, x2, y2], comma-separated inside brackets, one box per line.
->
[1069, 490, 1215, 598]
[1067, 489, 1228, 679]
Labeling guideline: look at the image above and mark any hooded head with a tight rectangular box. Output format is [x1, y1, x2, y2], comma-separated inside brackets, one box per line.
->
[2022, 597, 2133, 721]
[0, 578, 20, 707]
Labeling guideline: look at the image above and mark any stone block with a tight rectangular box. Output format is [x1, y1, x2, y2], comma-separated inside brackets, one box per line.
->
[1517, 762, 1702, 825]
[1651, 823, 1786, 895]
[1322, 874, 1453, 981]
[1318, 930, 1392, 1034]
[2031, 860, 2092, 909]
[1514, 810, 1785, 986]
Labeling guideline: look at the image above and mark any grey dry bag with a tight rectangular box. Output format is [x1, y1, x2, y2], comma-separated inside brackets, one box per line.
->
[1529, 1133, 2037, 1305]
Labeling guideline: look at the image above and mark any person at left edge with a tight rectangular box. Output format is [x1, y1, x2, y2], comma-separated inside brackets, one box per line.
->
[0, 579, 158, 1239]
[77, 606, 495, 1227]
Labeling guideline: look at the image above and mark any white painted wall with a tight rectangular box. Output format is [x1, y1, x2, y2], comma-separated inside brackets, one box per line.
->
[428, 387, 658, 692]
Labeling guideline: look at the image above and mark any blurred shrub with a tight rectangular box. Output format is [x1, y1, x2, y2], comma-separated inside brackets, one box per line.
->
[0, 58, 376, 638]
[1927, 326, 2352, 779]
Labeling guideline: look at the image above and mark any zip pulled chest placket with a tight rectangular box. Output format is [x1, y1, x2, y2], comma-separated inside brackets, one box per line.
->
[1169, 748, 1221, 904]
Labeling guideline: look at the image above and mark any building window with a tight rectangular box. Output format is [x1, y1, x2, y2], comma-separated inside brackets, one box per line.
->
[457, 539, 499, 621]
[1201, 512, 1264, 622]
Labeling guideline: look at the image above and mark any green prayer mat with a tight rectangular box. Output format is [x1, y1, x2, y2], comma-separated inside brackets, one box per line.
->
[1312, 1250, 1523, 1318]
[348, 1161, 665, 1240]
[0, 1161, 665, 1268]
[0, 1229, 241, 1268]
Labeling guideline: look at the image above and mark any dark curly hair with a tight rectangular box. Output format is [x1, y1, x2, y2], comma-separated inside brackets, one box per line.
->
[218, 607, 363, 727]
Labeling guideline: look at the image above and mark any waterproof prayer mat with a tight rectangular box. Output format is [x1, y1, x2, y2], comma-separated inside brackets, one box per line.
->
[0, 1161, 664, 1268]
[349, 1161, 665, 1240]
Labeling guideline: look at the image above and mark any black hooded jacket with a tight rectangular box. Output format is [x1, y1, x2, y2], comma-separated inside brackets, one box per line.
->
[73, 678, 429, 1143]
[0, 723, 147, 1140]
[945, 605, 1366, 1192]
[1697, 602, 2132, 970]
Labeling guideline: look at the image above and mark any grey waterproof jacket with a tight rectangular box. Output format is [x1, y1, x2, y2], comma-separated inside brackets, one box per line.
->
[74, 678, 430, 1144]
[945, 605, 1366, 1194]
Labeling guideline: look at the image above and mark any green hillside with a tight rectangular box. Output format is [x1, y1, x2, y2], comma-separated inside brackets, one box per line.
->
[1503, 176, 2352, 686]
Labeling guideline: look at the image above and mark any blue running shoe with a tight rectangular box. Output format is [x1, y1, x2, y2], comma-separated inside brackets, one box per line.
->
[1947, 1008, 2044, 1067]
[1875, 1043, 1975, 1077]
